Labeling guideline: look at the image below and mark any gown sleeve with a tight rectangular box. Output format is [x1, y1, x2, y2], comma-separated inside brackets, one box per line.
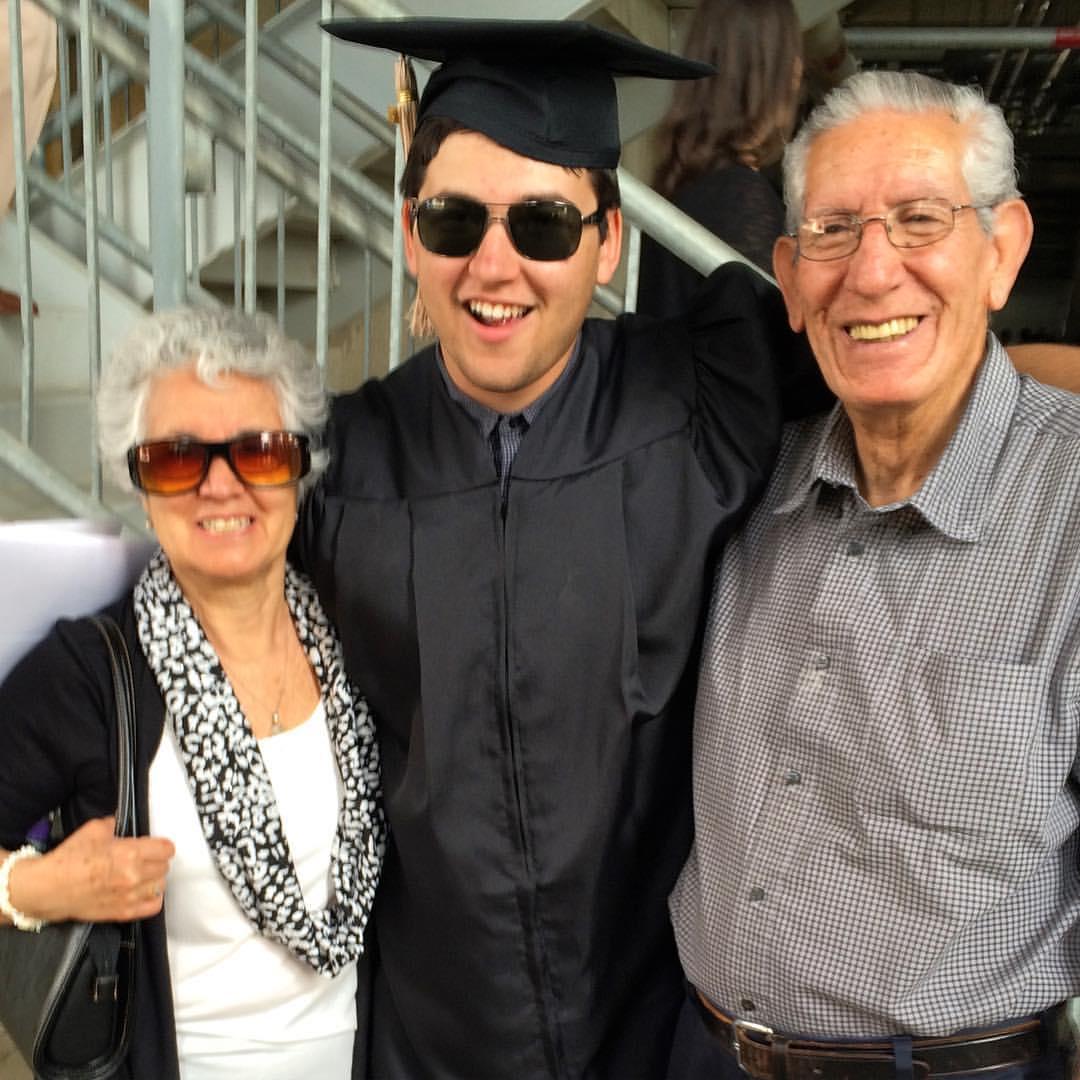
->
[652, 261, 828, 516]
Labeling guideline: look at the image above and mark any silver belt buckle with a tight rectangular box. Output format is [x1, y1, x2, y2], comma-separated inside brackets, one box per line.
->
[732, 1019, 775, 1072]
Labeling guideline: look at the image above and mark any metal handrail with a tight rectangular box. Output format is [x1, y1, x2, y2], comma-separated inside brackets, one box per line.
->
[34, 0, 397, 257]
[27, 165, 220, 308]
[6, 0, 762, 524]
[196, 0, 394, 150]
[35, 3, 213, 149]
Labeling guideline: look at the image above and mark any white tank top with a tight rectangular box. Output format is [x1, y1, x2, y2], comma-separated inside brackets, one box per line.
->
[148, 702, 357, 1079]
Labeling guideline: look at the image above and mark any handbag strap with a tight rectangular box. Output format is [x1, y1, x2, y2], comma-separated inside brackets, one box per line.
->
[88, 615, 138, 841]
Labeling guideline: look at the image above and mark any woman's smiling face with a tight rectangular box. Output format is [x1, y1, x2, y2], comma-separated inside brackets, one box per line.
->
[141, 366, 298, 595]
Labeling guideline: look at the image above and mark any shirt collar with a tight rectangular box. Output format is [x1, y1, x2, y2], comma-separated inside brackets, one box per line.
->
[437, 335, 583, 438]
[776, 333, 1019, 541]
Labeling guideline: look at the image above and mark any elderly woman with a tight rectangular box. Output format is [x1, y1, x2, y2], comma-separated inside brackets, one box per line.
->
[0, 307, 384, 1079]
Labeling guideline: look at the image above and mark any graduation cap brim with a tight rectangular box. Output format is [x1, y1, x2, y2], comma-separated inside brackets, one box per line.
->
[321, 17, 713, 168]
[321, 18, 713, 80]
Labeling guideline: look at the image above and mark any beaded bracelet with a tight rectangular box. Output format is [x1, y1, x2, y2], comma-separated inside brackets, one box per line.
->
[0, 844, 46, 932]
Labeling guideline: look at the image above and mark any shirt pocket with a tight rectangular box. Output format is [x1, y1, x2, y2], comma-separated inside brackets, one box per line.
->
[856, 647, 1049, 843]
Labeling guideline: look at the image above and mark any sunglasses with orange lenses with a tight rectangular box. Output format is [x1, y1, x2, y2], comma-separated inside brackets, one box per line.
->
[127, 431, 311, 495]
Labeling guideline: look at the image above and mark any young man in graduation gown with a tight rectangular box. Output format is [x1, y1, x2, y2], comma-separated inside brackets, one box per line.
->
[295, 18, 813, 1079]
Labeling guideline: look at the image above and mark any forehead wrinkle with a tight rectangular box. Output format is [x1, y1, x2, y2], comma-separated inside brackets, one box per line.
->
[803, 112, 970, 217]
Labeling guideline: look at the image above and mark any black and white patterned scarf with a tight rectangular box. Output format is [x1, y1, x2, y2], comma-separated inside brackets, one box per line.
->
[134, 550, 384, 975]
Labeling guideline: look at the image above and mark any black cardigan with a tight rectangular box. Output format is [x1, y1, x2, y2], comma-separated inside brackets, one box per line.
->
[0, 597, 179, 1079]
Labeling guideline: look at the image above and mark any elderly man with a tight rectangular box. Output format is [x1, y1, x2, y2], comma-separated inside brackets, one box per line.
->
[668, 70, 1080, 1080]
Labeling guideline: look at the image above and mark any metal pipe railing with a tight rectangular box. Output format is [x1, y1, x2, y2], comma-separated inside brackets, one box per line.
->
[26, 166, 220, 308]
[147, 0, 187, 307]
[79, 0, 104, 497]
[1000, 1, 1051, 106]
[36, 0, 397, 262]
[985, 1, 1028, 98]
[36, 3, 213, 148]
[8, 0, 35, 444]
[8, 0, 765, 527]
[845, 26, 1080, 51]
[315, 0, 334, 368]
[624, 224, 642, 315]
[0, 428, 141, 529]
[57, 23, 73, 190]
[98, 0, 396, 226]
[196, 0, 394, 150]
[101, 52, 114, 219]
[243, 0, 258, 313]
[388, 129, 406, 370]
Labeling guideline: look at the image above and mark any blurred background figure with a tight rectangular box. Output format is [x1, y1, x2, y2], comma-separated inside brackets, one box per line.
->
[637, 0, 802, 317]
[1, 0, 56, 212]
[1, 0, 55, 316]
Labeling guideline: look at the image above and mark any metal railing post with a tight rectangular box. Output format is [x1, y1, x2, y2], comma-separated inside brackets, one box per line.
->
[388, 133, 405, 372]
[243, 0, 258, 313]
[147, 0, 186, 309]
[624, 224, 642, 314]
[79, 0, 103, 497]
[8, 0, 35, 444]
[316, 0, 334, 369]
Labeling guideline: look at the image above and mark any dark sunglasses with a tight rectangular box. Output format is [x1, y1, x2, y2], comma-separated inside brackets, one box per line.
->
[127, 431, 311, 495]
[410, 196, 605, 261]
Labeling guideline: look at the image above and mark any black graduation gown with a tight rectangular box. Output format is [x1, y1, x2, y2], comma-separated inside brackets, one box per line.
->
[296, 264, 802, 1079]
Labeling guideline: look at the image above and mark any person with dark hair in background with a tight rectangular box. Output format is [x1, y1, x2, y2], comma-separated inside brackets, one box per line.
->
[636, 0, 803, 317]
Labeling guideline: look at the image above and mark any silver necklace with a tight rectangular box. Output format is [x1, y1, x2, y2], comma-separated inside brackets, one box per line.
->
[224, 633, 291, 737]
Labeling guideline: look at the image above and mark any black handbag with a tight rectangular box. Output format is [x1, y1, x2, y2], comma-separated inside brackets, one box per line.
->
[0, 615, 139, 1080]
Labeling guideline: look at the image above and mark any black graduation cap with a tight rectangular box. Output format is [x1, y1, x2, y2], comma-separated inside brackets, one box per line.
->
[321, 17, 713, 169]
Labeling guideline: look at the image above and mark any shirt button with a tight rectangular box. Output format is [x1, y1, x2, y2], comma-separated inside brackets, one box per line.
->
[740, 998, 756, 1012]
[846, 539, 866, 556]
[749, 886, 765, 902]
[811, 653, 830, 671]
[783, 769, 802, 786]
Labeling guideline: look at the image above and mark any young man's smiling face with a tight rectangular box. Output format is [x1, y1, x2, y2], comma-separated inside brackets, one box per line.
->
[404, 130, 622, 414]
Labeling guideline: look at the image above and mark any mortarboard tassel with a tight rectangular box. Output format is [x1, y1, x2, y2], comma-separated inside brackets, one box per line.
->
[391, 53, 418, 157]
[389, 55, 435, 341]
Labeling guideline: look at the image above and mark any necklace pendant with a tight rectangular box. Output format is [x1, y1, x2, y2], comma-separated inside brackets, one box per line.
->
[271, 711, 282, 736]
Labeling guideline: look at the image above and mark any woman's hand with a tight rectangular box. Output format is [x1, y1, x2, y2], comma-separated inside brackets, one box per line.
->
[4, 816, 175, 924]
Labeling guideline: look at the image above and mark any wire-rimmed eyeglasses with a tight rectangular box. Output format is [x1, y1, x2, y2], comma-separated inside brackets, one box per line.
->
[792, 199, 994, 262]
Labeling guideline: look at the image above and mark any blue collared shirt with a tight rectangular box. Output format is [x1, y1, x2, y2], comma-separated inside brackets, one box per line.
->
[437, 338, 583, 499]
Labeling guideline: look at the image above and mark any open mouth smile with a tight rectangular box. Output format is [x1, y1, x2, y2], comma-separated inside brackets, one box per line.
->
[199, 516, 253, 533]
[845, 316, 921, 342]
[467, 300, 531, 326]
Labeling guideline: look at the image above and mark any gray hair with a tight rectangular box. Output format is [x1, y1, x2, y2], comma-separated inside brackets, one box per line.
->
[782, 70, 1020, 235]
[97, 306, 329, 496]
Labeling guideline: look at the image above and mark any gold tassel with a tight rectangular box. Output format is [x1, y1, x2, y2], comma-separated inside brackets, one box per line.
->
[389, 54, 418, 157]
[388, 55, 435, 342]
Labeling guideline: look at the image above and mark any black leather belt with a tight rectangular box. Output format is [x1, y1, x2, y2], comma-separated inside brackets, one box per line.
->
[694, 990, 1060, 1080]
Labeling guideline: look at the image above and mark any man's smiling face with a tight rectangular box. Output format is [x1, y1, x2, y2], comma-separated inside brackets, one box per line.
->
[774, 108, 1021, 429]
[404, 130, 622, 414]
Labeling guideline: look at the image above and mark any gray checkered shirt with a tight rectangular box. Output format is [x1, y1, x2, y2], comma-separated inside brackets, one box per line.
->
[671, 334, 1080, 1037]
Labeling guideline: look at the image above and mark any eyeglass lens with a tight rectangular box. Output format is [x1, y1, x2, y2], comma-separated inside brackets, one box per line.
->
[414, 197, 589, 261]
[798, 200, 970, 260]
[128, 432, 309, 494]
